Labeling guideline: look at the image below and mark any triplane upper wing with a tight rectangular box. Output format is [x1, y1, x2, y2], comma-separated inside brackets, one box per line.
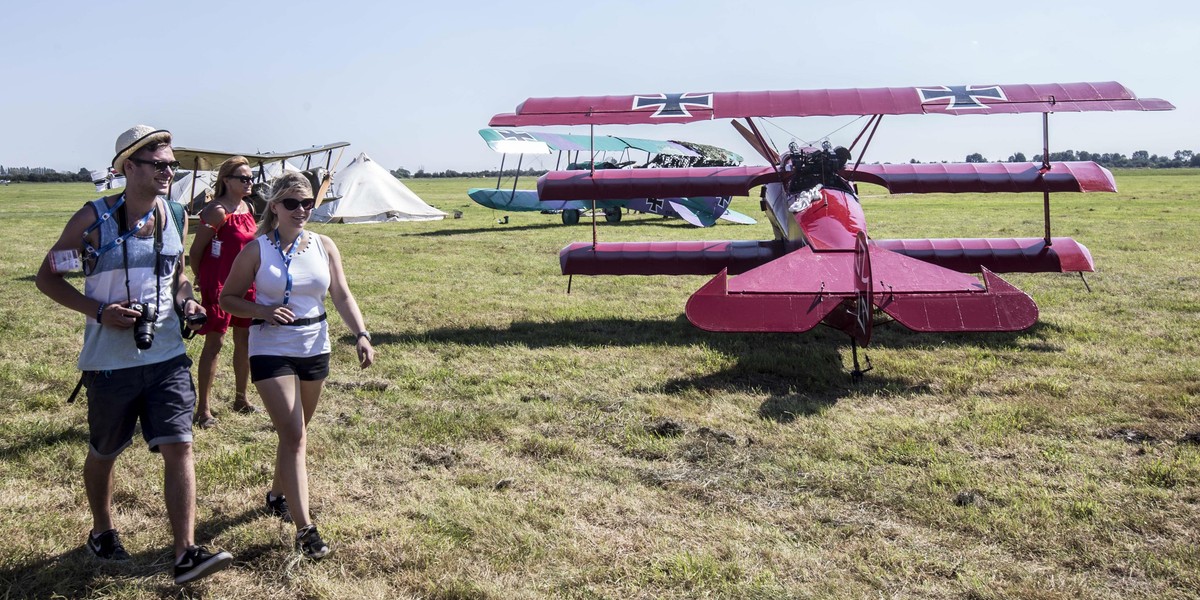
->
[489, 81, 1174, 378]
[491, 82, 1172, 126]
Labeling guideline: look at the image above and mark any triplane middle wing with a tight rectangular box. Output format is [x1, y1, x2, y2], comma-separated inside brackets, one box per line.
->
[490, 81, 1174, 378]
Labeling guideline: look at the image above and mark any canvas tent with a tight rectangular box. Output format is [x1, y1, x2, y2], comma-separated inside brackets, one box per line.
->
[170, 170, 218, 211]
[312, 152, 446, 223]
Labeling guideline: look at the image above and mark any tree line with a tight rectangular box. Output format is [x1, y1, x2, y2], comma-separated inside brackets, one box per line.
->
[390, 167, 551, 179]
[0, 167, 92, 183]
[962, 149, 1199, 168]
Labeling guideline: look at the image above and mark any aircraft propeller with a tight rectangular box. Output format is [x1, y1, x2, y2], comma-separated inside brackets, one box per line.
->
[731, 120, 778, 164]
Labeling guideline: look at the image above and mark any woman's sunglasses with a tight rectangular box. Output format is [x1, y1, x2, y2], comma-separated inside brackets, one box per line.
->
[279, 197, 316, 211]
[228, 175, 254, 184]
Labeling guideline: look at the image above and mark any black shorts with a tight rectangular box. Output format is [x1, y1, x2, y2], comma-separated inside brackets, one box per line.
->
[249, 354, 330, 382]
[85, 353, 195, 458]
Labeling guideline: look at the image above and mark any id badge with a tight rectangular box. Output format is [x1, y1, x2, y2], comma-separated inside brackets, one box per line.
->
[210, 240, 222, 258]
[49, 249, 82, 273]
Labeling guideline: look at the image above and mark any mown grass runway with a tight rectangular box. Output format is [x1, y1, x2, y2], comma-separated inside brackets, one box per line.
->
[0, 173, 1197, 598]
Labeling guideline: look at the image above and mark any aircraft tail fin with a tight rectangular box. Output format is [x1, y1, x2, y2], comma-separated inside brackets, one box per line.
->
[718, 208, 758, 225]
[668, 201, 711, 227]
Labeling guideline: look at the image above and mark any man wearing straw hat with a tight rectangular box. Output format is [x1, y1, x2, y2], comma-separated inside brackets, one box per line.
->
[36, 125, 233, 585]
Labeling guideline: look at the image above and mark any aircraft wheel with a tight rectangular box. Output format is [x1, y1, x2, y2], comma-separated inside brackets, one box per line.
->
[603, 208, 622, 223]
[561, 209, 581, 225]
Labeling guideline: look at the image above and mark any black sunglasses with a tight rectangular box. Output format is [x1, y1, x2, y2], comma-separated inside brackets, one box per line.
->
[127, 157, 181, 172]
[279, 197, 316, 211]
[228, 175, 254, 184]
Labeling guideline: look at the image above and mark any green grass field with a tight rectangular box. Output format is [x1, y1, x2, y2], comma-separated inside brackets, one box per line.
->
[1, 173, 1197, 599]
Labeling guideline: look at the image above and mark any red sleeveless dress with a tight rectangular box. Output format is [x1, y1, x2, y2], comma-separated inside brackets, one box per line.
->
[197, 209, 257, 334]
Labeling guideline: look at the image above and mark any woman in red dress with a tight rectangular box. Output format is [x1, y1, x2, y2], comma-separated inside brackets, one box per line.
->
[189, 156, 260, 427]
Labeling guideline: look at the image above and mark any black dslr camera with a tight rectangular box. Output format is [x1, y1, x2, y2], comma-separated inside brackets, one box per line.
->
[128, 301, 158, 350]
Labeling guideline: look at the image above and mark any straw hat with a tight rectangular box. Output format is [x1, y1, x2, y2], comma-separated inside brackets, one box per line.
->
[112, 125, 171, 175]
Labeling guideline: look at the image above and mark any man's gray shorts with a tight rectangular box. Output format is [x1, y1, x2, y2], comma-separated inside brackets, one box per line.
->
[85, 353, 195, 458]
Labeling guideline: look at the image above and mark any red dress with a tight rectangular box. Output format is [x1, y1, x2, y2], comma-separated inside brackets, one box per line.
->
[197, 208, 257, 334]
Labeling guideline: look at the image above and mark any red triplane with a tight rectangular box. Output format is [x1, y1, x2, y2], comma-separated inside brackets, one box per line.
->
[489, 82, 1173, 378]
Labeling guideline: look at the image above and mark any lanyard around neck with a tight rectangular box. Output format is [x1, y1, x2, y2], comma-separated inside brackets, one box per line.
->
[83, 195, 158, 259]
[272, 229, 304, 306]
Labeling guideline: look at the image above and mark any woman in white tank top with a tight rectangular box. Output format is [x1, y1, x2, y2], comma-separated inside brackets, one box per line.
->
[219, 172, 374, 560]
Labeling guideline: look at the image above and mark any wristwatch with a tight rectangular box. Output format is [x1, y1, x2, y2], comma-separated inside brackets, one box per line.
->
[357, 331, 372, 342]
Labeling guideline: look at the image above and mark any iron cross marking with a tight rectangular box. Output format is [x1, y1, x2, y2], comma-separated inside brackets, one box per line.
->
[917, 85, 1007, 110]
[632, 93, 714, 118]
[645, 198, 665, 213]
[495, 129, 537, 141]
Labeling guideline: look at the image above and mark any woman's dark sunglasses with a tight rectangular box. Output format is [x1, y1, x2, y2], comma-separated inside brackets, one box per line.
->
[127, 157, 181, 172]
[279, 197, 316, 211]
[228, 175, 254, 184]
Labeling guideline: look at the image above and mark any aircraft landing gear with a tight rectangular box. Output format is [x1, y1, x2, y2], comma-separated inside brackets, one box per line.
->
[849, 338, 873, 383]
[562, 209, 581, 225]
[603, 207, 622, 223]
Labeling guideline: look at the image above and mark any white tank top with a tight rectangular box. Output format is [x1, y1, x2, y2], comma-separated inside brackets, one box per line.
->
[248, 231, 331, 357]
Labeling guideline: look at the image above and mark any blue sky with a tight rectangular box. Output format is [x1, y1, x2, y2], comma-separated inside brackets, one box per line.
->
[1, 0, 1193, 173]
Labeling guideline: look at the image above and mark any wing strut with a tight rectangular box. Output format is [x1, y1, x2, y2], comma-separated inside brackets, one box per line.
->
[187, 155, 199, 213]
[1041, 111, 1053, 246]
[509, 154, 524, 204]
[847, 114, 880, 153]
[590, 123, 598, 248]
[849, 115, 884, 174]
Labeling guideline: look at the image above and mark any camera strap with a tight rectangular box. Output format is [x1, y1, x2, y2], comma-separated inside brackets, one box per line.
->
[118, 200, 163, 316]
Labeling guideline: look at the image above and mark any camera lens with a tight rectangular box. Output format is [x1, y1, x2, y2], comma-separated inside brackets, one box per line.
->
[131, 302, 157, 350]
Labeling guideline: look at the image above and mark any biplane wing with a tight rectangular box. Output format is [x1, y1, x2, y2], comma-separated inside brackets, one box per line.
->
[472, 129, 754, 227]
[466, 187, 620, 212]
[491, 82, 1173, 126]
[479, 128, 699, 156]
[173, 141, 350, 171]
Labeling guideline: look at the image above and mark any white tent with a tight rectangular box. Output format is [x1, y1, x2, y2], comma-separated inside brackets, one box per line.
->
[170, 170, 217, 209]
[312, 152, 446, 223]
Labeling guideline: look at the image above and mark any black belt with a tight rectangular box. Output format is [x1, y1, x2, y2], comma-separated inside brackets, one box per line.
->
[251, 312, 327, 327]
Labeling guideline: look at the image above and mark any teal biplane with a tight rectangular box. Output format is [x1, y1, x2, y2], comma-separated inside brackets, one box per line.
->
[468, 128, 757, 227]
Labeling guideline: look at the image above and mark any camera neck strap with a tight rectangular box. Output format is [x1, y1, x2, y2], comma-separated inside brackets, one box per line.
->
[118, 199, 164, 311]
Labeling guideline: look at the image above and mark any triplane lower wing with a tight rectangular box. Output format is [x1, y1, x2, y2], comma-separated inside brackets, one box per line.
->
[490, 81, 1174, 378]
